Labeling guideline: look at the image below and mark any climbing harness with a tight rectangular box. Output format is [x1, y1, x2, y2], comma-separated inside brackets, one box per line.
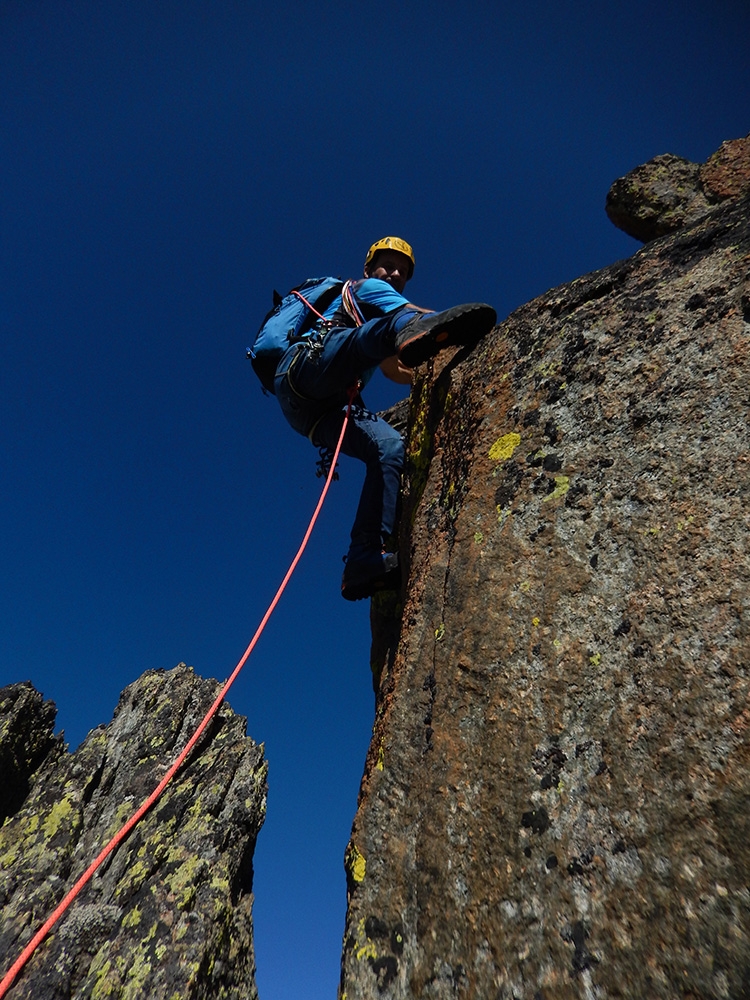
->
[0, 384, 360, 999]
[248, 277, 343, 393]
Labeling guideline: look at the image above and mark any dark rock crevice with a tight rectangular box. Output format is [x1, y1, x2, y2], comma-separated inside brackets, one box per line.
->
[0, 682, 64, 825]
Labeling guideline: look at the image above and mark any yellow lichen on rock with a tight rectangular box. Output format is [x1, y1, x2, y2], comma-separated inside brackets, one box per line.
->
[489, 432, 521, 462]
[542, 475, 569, 503]
[346, 844, 367, 883]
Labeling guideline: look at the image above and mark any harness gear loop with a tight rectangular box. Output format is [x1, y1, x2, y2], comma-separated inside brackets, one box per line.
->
[316, 447, 338, 480]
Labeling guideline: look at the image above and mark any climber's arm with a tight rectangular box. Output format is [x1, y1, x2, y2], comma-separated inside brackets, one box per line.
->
[380, 355, 414, 385]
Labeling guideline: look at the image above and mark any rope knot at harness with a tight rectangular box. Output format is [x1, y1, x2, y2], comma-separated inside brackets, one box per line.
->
[315, 383, 360, 479]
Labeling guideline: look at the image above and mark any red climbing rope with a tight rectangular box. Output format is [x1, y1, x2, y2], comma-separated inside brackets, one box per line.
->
[0, 387, 358, 999]
[291, 281, 364, 328]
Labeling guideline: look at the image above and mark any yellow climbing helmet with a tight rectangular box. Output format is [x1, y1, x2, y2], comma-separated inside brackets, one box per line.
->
[364, 236, 415, 279]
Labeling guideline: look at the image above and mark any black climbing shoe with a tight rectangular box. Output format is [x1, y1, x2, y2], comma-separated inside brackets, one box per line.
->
[341, 551, 400, 602]
[396, 302, 497, 367]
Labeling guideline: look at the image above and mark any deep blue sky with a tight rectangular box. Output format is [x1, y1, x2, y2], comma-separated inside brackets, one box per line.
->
[1, 2, 748, 997]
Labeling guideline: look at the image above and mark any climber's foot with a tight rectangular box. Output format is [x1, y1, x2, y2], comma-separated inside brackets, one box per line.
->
[396, 303, 497, 367]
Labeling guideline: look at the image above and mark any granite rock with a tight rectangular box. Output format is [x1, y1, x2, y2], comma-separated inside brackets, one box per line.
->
[605, 134, 750, 242]
[0, 664, 267, 999]
[344, 186, 750, 998]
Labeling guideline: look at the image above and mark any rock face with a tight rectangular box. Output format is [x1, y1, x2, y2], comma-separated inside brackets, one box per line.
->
[605, 134, 750, 242]
[3, 140, 748, 1000]
[342, 185, 750, 993]
[0, 665, 266, 999]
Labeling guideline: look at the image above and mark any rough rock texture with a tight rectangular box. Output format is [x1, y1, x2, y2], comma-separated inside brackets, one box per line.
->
[343, 186, 750, 997]
[0, 665, 267, 999]
[605, 134, 750, 242]
[0, 684, 62, 826]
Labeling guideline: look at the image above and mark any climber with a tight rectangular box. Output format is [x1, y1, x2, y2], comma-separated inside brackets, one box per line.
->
[263, 236, 496, 601]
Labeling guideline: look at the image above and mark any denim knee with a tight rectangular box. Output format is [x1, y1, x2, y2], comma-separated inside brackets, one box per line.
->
[379, 431, 405, 472]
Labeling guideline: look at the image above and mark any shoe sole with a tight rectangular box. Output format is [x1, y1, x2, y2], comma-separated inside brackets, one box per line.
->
[341, 567, 401, 602]
[397, 303, 497, 367]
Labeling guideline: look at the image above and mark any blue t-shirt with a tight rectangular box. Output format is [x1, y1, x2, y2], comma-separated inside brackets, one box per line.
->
[320, 277, 411, 322]
[318, 278, 413, 386]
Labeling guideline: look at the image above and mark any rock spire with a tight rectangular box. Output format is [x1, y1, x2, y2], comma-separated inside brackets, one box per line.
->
[0, 666, 266, 999]
[342, 141, 750, 998]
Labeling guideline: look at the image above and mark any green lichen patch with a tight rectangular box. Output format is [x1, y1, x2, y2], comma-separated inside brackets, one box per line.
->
[41, 796, 76, 841]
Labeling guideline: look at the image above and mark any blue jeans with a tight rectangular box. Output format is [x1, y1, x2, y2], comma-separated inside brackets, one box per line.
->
[274, 311, 412, 557]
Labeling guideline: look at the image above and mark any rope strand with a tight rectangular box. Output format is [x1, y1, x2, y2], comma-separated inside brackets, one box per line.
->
[0, 386, 358, 999]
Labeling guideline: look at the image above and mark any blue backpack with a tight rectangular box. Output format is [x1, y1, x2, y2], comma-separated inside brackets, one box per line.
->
[248, 276, 344, 393]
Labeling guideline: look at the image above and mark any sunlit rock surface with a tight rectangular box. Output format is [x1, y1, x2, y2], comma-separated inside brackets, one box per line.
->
[605, 133, 750, 242]
[345, 181, 750, 994]
[0, 665, 266, 999]
[3, 135, 749, 1000]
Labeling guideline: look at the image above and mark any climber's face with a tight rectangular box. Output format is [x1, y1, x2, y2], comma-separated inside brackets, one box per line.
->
[364, 250, 412, 294]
